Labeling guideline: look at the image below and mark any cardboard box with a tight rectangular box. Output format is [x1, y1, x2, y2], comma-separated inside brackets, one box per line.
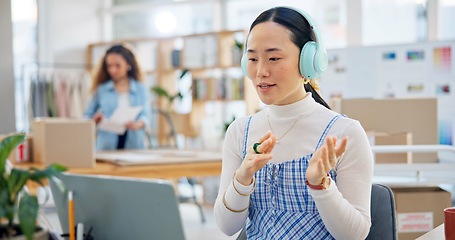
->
[32, 118, 95, 168]
[368, 131, 413, 164]
[392, 186, 451, 240]
[335, 98, 438, 163]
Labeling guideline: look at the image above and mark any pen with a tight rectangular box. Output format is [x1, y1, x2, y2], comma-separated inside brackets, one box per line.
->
[77, 223, 84, 240]
[68, 191, 75, 240]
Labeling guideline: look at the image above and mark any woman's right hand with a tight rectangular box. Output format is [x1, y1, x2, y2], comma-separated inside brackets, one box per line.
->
[93, 113, 104, 125]
[235, 131, 277, 185]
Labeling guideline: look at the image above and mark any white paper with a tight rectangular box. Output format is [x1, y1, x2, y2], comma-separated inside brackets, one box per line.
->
[96, 150, 221, 166]
[98, 106, 142, 134]
[96, 153, 161, 163]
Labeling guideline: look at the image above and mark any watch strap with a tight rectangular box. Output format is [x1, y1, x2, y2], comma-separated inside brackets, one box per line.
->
[306, 174, 330, 190]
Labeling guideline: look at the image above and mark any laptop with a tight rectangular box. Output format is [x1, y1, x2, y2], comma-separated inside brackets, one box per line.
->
[49, 173, 186, 240]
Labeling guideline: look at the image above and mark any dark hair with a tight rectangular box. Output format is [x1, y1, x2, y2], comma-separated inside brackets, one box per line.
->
[250, 7, 331, 109]
[91, 43, 144, 92]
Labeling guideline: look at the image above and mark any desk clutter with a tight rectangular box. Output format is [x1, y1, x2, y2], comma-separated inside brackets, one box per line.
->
[1, 118, 95, 167]
[7, 118, 222, 168]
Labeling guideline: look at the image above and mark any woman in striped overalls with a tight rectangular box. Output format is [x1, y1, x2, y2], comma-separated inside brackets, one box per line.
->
[214, 6, 374, 240]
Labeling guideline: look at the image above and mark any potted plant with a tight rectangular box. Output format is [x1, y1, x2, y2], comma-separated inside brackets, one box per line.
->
[0, 133, 67, 240]
[150, 86, 184, 113]
[232, 39, 244, 64]
[150, 68, 200, 136]
[150, 69, 189, 113]
[222, 115, 236, 137]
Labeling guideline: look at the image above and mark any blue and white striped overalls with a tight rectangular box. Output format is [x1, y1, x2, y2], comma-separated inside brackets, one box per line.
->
[242, 114, 342, 239]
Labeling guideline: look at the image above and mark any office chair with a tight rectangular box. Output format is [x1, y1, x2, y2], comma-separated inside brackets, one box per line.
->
[235, 183, 397, 240]
[366, 183, 397, 240]
[147, 107, 206, 223]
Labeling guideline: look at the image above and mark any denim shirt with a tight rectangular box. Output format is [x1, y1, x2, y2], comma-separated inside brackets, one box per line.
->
[84, 79, 151, 150]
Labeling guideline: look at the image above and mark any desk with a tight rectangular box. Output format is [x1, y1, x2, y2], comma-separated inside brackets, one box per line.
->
[416, 224, 444, 240]
[14, 149, 222, 179]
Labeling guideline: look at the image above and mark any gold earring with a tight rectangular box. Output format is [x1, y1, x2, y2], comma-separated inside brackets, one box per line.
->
[309, 79, 320, 91]
[302, 77, 309, 85]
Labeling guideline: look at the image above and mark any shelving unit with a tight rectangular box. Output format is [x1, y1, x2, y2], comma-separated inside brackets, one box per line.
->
[371, 145, 455, 185]
[86, 30, 260, 143]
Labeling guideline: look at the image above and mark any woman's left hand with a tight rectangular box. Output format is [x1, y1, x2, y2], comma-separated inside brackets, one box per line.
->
[125, 120, 145, 130]
[306, 136, 348, 186]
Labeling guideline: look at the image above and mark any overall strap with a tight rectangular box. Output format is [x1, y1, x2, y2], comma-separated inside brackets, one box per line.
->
[314, 114, 344, 151]
[242, 116, 253, 159]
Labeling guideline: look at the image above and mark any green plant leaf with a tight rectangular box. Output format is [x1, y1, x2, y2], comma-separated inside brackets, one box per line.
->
[49, 175, 66, 193]
[1, 133, 67, 237]
[29, 164, 67, 183]
[223, 116, 236, 135]
[5, 203, 15, 228]
[27, 164, 68, 201]
[7, 169, 29, 204]
[18, 193, 38, 240]
[0, 187, 8, 219]
[0, 133, 26, 175]
[169, 92, 183, 103]
[179, 69, 189, 79]
[150, 86, 170, 98]
[233, 40, 244, 50]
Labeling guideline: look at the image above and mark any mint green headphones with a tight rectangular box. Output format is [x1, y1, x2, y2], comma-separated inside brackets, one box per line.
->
[241, 6, 328, 80]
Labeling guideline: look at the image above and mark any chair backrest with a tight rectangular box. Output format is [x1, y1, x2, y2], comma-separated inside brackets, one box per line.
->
[366, 183, 397, 240]
[236, 183, 397, 240]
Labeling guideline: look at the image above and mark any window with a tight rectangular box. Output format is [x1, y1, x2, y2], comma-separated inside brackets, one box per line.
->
[225, 0, 347, 49]
[439, 0, 455, 40]
[113, 2, 215, 39]
[362, 0, 421, 45]
[12, 0, 38, 132]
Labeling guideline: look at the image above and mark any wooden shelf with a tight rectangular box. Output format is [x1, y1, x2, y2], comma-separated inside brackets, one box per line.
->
[86, 30, 260, 140]
[160, 65, 242, 73]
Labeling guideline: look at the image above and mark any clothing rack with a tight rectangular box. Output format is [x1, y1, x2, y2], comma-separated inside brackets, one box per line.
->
[21, 62, 92, 70]
[17, 62, 93, 132]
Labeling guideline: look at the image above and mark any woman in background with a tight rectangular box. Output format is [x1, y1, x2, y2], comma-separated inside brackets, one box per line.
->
[214, 6, 373, 239]
[84, 44, 151, 150]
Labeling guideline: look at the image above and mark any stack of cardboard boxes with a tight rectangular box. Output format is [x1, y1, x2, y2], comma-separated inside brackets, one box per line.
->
[335, 98, 451, 239]
[368, 131, 413, 164]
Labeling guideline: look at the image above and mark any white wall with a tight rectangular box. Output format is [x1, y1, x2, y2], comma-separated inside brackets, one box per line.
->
[439, 4, 455, 40]
[0, 0, 16, 134]
[38, 0, 105, 65]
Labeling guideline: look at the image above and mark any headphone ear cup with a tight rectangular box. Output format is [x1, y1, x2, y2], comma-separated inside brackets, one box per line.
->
[314, 48, 328, 74]
[241, 51, 249, 79]
[299, 41, 318, 79]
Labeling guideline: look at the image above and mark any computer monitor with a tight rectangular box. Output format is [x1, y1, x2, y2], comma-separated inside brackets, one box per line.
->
[49, 173, 185, 240]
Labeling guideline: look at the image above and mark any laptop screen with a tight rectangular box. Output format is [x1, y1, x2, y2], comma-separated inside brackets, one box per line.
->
[49, 173, 185, 240]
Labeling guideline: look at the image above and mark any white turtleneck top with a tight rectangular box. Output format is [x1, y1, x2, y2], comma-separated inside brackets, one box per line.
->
[214, 93, 374, 239]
